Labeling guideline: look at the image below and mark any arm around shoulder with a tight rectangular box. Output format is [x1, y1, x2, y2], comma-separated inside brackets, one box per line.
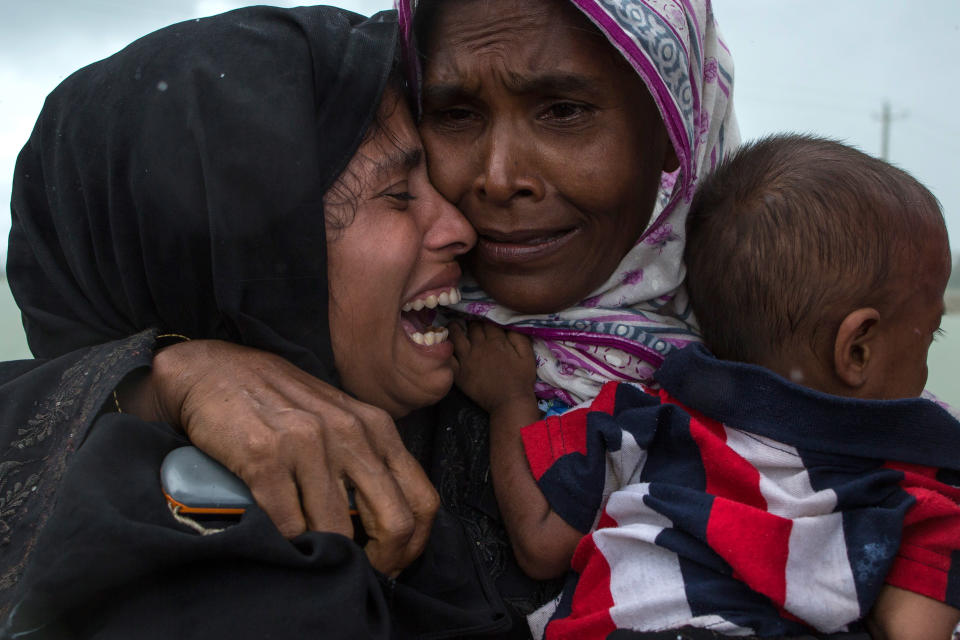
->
[118, 338, 439, 576]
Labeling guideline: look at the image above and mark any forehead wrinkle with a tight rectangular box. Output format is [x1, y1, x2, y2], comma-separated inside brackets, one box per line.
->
[436, 0, 601, 53]
[430, 6, 558, 78]
[427, 10, 615, 100]
[441, 6, 545, 53]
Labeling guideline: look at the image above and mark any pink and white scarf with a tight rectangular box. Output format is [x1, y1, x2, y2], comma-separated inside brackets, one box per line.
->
[398, 0, 739, 406]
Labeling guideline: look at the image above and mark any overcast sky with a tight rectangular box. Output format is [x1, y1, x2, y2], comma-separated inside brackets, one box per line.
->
[2, 1, 959, 258]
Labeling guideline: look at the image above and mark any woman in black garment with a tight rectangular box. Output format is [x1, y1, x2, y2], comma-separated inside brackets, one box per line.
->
[0, 6, 491, 637]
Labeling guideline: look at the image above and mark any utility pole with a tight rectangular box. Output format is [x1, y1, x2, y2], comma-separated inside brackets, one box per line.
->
[879, 101, 891, 161]
[874, 100, 908, 161]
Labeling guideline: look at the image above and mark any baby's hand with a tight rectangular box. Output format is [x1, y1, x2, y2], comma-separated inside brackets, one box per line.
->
[449, 321, 537, 414]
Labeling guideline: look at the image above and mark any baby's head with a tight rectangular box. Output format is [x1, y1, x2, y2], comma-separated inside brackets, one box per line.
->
[685, 134, 950, 400]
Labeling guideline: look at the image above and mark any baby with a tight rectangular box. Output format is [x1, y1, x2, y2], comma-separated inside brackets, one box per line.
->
[452, 135, 960, 639]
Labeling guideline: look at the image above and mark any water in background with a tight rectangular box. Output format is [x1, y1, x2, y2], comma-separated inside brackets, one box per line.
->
[0, 278, 957, 406]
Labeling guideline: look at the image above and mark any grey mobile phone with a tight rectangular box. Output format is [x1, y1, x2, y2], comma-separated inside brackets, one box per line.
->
[160, 446, 253, 516]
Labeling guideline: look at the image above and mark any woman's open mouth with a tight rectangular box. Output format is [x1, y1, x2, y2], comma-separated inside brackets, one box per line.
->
[474, 227, 579, 265]
[399, 286, 461, 346]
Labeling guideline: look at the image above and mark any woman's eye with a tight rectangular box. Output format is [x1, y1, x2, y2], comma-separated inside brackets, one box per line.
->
[376, 179, 416, 208]
[424, 106, 481, 131]
[934, 327, 947, 341]
[381, 187, 416, 209]
[441, 107, 476, 121]
[539, 101, 592, 122]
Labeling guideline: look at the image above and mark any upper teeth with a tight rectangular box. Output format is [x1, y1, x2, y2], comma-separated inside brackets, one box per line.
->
[402, 287, 461, 312]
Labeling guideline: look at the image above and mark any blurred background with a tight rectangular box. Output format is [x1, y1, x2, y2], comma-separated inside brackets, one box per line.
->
[1, 0, 958, 403]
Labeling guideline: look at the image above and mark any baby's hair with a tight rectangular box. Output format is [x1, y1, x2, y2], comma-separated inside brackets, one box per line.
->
[685, 133, 945, 367]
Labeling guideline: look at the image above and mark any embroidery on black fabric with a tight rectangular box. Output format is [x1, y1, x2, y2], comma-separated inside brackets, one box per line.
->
[0, 462, 38, 546]
[0, 330, 154, 609]
[437, 404, 507, 572]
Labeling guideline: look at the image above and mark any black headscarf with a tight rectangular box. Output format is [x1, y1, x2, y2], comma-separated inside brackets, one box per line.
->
[7, 4, 398, 384]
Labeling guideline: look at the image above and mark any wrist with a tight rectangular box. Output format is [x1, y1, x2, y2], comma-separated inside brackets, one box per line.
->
[488, 392, 540, 428]
[148, 338, 202, 429]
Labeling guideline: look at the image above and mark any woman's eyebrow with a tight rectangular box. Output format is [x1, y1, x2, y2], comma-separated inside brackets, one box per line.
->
[421, 83, 469, 103]
[502, 72, 599, 96]
[423, 72, 599, 101]
[373, 147, 423, 180]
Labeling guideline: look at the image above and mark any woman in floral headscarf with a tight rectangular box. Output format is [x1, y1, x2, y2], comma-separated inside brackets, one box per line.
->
[401, 0, 738, 410]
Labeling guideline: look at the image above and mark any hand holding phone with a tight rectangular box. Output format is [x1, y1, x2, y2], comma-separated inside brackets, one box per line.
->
[160, 446, 359, 522]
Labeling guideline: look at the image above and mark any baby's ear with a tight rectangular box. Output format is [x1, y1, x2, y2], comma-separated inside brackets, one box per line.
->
[833, 307, 881, 390]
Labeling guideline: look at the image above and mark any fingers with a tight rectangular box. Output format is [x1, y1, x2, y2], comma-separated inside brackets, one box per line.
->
[467, 319, 488, 343]
[378, 445, 439, 572]
[506, 330, 534, 358]
[298, 399, 435, 576]
[361, 460, 438, 577]
[293, 402, 392, 536]
[356, 477, 416, 577]
[449, 321, 470, 359]
[296, 454, 355, 539]
[247, 467, 309, 539]
[218, 408, 352, 540]
[474, 320, 522, 351]
[454, 320, 515, 350]
[345, 408, 424, 575]
[317, 403, 439, 576]
[469, 321, 532, 362]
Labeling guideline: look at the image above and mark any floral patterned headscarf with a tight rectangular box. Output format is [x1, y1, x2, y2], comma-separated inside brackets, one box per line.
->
[398, 0, 739, 407]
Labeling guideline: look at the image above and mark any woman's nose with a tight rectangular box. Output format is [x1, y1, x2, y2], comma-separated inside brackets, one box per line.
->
[472, 123, 544, 204]
[424, 186, 476, 256]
